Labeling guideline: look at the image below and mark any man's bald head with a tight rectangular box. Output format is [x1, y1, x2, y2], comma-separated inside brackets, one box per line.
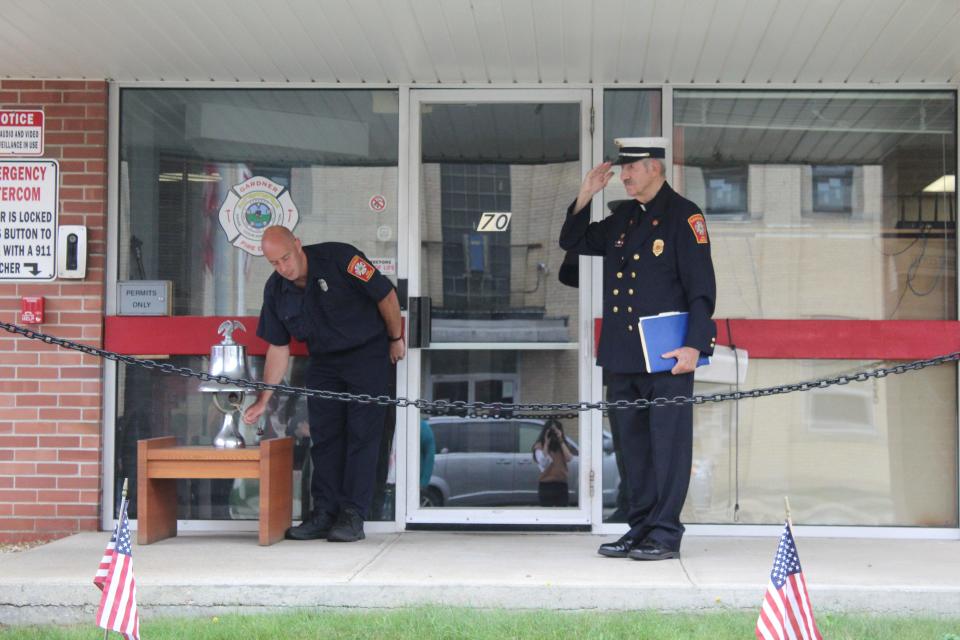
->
[262, 225, 298, 251]
[262, 226, 308, 286]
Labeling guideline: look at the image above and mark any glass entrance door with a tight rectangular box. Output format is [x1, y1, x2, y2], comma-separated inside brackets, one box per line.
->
[405, 89, 594, 526]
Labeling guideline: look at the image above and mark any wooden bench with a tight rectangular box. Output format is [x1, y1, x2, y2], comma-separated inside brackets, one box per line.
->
[137, 436, 293, 546]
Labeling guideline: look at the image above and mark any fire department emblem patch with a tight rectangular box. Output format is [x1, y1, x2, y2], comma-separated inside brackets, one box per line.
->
[347, 255, 375, 282]
[687, 213, 709, 244]
[218, 176, 299, 256]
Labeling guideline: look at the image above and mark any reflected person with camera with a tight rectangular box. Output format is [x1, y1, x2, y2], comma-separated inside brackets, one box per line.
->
[531, 419, 574, 507]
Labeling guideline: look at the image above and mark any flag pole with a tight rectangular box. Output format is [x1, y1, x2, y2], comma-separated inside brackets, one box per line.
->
[103, 479, 129, 640]
[117, 478, 128, 540]
[784, 495, 794, 531]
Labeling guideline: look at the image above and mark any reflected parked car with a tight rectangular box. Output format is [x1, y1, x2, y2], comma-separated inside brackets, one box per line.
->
[421, 417, 619, 507]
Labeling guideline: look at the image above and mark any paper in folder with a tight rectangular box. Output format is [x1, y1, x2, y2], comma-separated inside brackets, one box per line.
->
[637, 311, 711, 374]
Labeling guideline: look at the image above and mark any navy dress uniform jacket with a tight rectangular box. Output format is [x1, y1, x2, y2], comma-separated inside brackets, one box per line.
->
[559, 183, 717, 373]
[256, 242, 394, 355]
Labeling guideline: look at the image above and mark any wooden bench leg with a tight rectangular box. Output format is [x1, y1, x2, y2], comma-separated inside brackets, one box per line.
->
[138, 437, 178, 545]
[259, 437, 293, 545]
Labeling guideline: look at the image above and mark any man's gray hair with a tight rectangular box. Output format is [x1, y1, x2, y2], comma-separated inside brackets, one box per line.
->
[642, 158, 666, 176]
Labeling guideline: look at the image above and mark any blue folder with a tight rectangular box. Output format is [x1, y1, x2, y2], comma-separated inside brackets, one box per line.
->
[637, 311, 711, 373]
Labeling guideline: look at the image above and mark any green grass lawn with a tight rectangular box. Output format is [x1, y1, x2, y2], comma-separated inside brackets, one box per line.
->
[2, 608, 959, 639]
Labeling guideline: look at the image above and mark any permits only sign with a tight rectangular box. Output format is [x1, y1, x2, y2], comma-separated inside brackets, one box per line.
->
[0, 159, 58, 281]
[0, 111, 44, 156]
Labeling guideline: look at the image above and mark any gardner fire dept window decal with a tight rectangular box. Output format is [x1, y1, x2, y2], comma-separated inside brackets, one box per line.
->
[218, 176, 300, 256]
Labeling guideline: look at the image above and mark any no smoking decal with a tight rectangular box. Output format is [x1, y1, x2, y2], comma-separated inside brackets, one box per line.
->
[369, 194, 386, 213]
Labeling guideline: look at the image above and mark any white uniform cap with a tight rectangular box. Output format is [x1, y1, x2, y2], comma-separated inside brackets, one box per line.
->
[613, 137, 669, 164]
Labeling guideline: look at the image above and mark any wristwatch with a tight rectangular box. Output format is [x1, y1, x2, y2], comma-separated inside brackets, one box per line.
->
[388, 335, 404, 342]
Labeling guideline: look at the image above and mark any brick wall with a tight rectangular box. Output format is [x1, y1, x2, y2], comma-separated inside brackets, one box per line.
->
[0, 80, 107, 542]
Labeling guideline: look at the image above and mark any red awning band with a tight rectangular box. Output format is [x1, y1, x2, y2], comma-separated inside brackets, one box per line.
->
[104, 316, 960, 360]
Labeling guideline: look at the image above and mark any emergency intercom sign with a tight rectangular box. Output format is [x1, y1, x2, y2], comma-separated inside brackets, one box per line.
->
[0, 159, 58, 281]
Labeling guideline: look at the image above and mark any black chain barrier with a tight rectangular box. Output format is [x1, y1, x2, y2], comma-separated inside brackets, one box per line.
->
[3, 320, 959, 419]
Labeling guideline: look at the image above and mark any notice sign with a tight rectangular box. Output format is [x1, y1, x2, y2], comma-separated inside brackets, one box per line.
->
[117, 281, 172, 315]
[0, 159, 58, 281]
[0, 111, 44, 156]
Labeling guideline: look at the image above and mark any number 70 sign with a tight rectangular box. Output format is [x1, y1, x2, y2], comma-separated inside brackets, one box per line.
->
[476, 211, 512, 232]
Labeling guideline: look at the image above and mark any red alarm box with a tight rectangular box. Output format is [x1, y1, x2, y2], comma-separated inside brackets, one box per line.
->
[20, 296, 44, 324]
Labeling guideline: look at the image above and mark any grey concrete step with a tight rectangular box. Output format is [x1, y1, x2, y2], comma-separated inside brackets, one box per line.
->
[1, 532, 958, 624]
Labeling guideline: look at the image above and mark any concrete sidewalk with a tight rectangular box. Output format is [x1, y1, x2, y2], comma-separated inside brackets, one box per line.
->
[1, 532, 958, 624]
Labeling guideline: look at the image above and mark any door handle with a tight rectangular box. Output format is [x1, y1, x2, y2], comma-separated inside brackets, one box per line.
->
[407, 296, 432, 349]
[397, 278, 408, 311]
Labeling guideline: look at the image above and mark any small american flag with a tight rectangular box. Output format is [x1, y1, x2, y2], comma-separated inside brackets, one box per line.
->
[756, 522, 822, 640]
[94, 497, 140, 640]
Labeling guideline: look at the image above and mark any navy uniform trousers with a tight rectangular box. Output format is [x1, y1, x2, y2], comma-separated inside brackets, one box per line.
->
[305, 335, 390, 519]
[607, 369, 694, 552]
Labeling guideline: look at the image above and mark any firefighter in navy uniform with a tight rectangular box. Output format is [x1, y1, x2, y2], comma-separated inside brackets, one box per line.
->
[559, 137, 716, 561]
[243, 226, 405, 543]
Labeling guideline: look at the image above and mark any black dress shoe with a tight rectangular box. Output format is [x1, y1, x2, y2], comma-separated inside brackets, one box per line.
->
[597, 535, 638, 558]
[285, 510, 336, 541]
[327, 507, 365, 542]
[628, 541, 680, 561]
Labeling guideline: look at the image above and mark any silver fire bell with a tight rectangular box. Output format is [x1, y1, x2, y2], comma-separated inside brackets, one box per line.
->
[200, 320, 252, 449]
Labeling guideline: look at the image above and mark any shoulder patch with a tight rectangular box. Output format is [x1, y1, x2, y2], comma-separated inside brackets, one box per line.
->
[687, 213, 709, 245]
[347, 255, 376, 282]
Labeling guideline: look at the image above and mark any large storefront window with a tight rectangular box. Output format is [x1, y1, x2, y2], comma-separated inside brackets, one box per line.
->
[111, 86, 957, 530]
[120, 89, 399, 315]
[669, 90, 958, 527]
[674, 90, 957, 321]
[116, 89, 399, 521]
[687, 360, 957, 527]
[598, 89, 957, 528]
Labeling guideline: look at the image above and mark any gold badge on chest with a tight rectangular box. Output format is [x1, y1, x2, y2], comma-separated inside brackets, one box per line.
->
[652, 239, 664, 257]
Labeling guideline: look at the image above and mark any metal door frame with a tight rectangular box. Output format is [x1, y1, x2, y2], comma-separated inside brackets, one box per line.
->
[403, 88, 596, 527]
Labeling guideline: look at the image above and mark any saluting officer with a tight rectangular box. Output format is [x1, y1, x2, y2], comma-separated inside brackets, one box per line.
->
[243, 226, 405, 543]
[559, 137, 716, 561]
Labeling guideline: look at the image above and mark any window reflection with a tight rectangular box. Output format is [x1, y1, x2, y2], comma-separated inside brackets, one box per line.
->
[704, 166, 749, 216]
[600, 360, 959, 527]
[115, 357, 397, 522]
[599, 89, 957, 528]
[420, 416, 584, 508]
[420, 350, 581, 509]
[602, 90, 663, 162]
[439, 164, 512, 312]
[420, 102, 581, 343]
[119, 89, 400, 316]
[693, 360, 956, 526]
[117, 89, 400, 522]
[673, 90, 957, 321]
[811, 165, 854, 213]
